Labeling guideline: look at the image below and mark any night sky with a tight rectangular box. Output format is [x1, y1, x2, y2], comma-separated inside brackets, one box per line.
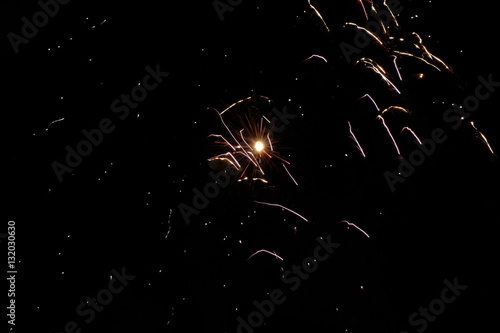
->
[4, 1, 500, 332]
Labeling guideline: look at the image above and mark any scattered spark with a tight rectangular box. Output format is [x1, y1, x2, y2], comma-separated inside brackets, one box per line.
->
[267, 133, 274, 151]
[348, 121, 367, 158]
[247, 249, 284, 261]
[339, 220, 370, 238]
[393, 56, 403, 81]
[359, 94, 380, 112]
[165, 209, 172, 239]
[477, 132, 496, 156]
[358, 0, 369, 20]
[303, 54, 328, 63]
[45, 118, 65, 131]
[356, 58, 401, 94]
[254, 201, 308, 222]
[381, 106, 411, 115]
[471, 122, 496, 156]
[308, 0, 330, 32]
[345, 23, 384, 46]
[377, 115, 401, 156]
[401, 127, 422, 145]
[282, 164, 299, 185]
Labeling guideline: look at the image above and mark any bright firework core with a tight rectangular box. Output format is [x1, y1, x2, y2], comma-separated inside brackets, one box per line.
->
[255, 141, 264, 152]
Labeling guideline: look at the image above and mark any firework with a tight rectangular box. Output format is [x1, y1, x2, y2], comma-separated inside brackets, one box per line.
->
[208, 96, 298, 186]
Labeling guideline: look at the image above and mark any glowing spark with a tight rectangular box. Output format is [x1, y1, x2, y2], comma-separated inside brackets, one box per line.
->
[282, 164, 298, 186]
[471, 122, 496, 156]
[381, 106, 411, 115]
[370, 4, 387, 34]
[308, 0, 330, 32]
[216, 109, 257, 167]
[430, 53, 453, 72]
[267, 133, 274, 151]
[393, 56, 402, 81]
[348, 121, 367, 158]
[240, 129, 253, 151]
[247, 249, 284, 261]
[165, 209, 172, 239]
[210, 95, 294, 185]
[208, 134, 236, 151]
[393, 51, 442, 72]
[346, 23, 384, 46]
[477, 132, 496, 156]
[359, 94, 380, 112]
[255, 141, 264, 152]
[357, 58, 401, 94]
[219, 97, 253, 115]
[238, 177, 268, 183]
[254, 201, 308, 222]
[383, 0, 400, 26]
[303, 54, 328, 63]
[358, 0, 369, 20]
[377, 115, 401, 156]
[45, 118, 65, 131]
[339, 220, 370, 238]
[401, 127, 422, 145]
[208, 152, 241, 169]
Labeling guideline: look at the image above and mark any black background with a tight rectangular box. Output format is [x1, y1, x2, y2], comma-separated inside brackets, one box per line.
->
[3, 0, 500, 332]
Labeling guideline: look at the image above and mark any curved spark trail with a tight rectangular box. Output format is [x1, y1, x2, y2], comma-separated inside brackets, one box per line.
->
[45, 118, 65, 131]
[267, 133, 274, 151]
[215, 109, 258, 168]
[303, 54, 328, 63]
[208, 134, 236, 151]
[339, 220, 370, 238]
[282, 164, 298, 186]
[377, 115, 401, 156]
[348, 121, 367, 158]
[356, 58, 401, 94]
[346, 22, 384, 46]
[393, 55, 403, 81]
[359, 94, 380, 112]
[208, 152, 241, 169]
[254, 201, 308, 222]
[471, 122, 496, 156]
[401, 127, 422, 145]
[308, 0, 330, 32]
[247, 249, 284, 261]
[358, 0, 369, 20]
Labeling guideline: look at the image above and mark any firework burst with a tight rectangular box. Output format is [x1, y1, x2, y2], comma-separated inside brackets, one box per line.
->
[208, 96, 298, 188]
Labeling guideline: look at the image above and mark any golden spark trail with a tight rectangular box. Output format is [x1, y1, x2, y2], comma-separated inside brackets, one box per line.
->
[308, 0, 330, 32]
